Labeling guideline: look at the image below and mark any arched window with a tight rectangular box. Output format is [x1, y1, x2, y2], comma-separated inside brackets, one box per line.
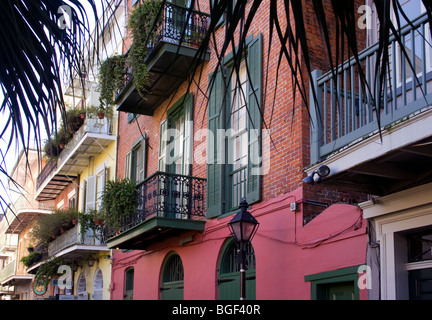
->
[124, 267, 134, 300]
[77, 273, 87, 300]
[218, 239, 256, 300]
[160, 253, 184, 300]
[93, 268, 104, 300]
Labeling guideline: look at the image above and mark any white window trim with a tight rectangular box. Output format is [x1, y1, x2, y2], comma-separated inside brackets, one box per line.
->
[360, 182, 432, 300]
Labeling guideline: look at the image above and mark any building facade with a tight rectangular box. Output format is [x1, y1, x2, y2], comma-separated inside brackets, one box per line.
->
[21, 0, 127, 300]
[4, 0, 430, 301]
[108, 0, 369, 300]
[0, 149, 53, 300]
[305, 0, 432, 300]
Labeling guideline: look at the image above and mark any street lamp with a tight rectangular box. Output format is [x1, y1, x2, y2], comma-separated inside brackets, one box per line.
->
[228, 198, 259, 300]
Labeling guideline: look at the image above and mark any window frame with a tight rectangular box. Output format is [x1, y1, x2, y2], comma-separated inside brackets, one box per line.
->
[206, 33, 263, 218]
[304, 265, 362, 300]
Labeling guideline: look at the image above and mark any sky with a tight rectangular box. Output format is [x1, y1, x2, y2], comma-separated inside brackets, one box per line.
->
[0, 1, 105, 209]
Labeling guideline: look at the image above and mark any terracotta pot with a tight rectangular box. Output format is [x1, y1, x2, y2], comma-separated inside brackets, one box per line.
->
[97, 112, 105, 119]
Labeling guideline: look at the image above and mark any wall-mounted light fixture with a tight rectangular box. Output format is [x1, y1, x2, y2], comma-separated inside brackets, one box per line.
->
[87, 256, 98, 267]
[303, 165, 331, 185]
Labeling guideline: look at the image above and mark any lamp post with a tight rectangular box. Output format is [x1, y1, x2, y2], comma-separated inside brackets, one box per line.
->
[228, 198, 259, 300]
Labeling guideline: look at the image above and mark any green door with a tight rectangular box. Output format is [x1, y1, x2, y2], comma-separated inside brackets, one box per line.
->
[166, 107, 186, 219]
[161, 254, 184, 300]
[124, 268, 134, 300]
[409, 268, 432, 300]
[325, 282, 355, 300]
[218, 240, 256, 300]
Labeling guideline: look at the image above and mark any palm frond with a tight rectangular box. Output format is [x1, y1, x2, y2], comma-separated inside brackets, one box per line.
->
[0, 0, 117, 212]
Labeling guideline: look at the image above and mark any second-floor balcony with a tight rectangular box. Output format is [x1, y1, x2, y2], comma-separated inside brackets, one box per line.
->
[48, 224, 108, 262]
[36, 116, 116, 201]
[106, 172, 206, 250]
[115, 2, 210, 115]
[0, 234, 18, 260]
[307, 13, 432, 196]
[1, 195, 54, 235]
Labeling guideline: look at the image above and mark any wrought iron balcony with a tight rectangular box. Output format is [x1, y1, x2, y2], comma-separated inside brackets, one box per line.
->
[106, 172, 206, 250]
[115, 2, 210, 115]
[307, 13, 432, 196]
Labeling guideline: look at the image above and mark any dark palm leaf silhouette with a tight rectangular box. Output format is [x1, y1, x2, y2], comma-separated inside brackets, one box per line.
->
[0, 0, 118, 212]
[1, 0, 431, 212]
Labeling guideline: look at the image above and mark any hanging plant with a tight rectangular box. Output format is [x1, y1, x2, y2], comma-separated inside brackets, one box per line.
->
[100, 179, 137, 232]
[127, 0, 163, 98]
[98, 54, 127, 108]
[35, 257, 68, 284]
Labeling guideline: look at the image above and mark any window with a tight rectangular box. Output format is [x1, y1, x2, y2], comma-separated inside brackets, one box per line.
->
[124, 268, 134, 300]
[125, 136, 146, 184]
[77, 273, 87, 300]
[367, 0, 432, 85]
[408, 229, 432, 262]
[228, 61, 249, 208]
[218, 239, 256, 300]
[68, 190, 76, 209]
[160, 253, 184, 300]
[158, 94, 193, 176]
[207, 34, 263, 218]
[93, 269, 104, 300]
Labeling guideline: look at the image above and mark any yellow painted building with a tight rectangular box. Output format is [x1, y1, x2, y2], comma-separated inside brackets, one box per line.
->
[28, 0, 126, 300]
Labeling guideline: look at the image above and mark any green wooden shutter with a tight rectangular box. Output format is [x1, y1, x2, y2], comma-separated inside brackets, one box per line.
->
[138, 138, 147, 182]
[159, 120, 168, 172]
[183, 94, 193, 177]
[207, 70, 224, 218]
[246, 34, 262, 204]
[85, 175, 97, 212]
[125, 151, 132, 180]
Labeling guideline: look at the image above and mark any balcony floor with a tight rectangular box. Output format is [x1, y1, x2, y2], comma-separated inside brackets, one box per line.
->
[106, 216, 205, 250]
[306, 108, 432, 196]
[116, 41, 210, 115]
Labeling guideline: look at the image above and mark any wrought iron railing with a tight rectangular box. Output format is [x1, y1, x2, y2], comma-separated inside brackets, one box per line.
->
[309, 12, 432, 163]
[36, 161, 57, 191]
[157, 2, 209, 48]
[115, 2, 209, 99]
[107, 172, 206, 238]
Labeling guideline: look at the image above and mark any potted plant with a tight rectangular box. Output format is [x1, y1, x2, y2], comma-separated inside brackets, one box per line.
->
[27, 244, 34, 253]
[87, 105, 113, 120]
[20, 251, 42, 268]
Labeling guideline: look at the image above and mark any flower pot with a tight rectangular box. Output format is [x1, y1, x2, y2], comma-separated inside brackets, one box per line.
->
[94, 219, 104, 226]
[27, 247, 34, 253]
[80, 113, 86, 119]
[97, 112, 105, 119]
[72, 219, 78, 225]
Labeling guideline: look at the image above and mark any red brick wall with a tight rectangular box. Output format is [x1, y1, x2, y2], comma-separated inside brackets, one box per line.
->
[117, 0, 368, 206]
[54, 178, 79, 210]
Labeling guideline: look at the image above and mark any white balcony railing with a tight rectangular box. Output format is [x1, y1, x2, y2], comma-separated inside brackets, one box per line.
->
[48, 224, 105, 258]
[309, 13, 432, 164]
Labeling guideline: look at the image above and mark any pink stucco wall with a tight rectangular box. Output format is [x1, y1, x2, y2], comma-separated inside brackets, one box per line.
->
[110, 186, 367, 300]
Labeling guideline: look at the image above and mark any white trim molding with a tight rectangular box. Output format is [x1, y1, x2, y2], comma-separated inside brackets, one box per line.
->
[360, 182, 432, 300]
